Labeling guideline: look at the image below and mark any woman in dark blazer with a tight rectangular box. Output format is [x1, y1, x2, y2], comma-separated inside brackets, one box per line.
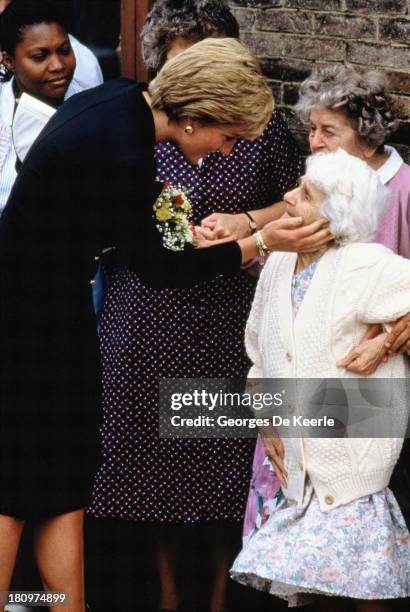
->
[0, 37, 253, 611]
[0, 37, 331, 610]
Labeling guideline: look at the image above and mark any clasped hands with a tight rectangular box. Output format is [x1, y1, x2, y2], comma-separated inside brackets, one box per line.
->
[193, 210, 332, 253]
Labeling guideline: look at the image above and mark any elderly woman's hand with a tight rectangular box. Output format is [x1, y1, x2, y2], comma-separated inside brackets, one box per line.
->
[384, 312, 410, 355]
[337, 331, 389, 376]
[262, 436, 287, 487]
[338, 313, 410, 375]
[201, 212, 249, 240]
[192, 226, 237, 248]
[201, 202, 287, 240]
[261, 217, 332, 253]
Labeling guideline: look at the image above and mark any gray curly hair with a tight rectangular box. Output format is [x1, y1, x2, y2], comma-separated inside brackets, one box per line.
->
[141, 0, 239, 74]
[295, 64, 400, 149]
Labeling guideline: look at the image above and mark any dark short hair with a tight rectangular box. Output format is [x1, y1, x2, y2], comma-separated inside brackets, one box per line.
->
[0, 0, 67, 80]
[141, 0, 239, 74]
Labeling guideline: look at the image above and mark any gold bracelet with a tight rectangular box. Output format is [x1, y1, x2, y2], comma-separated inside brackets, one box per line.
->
[255, 230, 269, 266]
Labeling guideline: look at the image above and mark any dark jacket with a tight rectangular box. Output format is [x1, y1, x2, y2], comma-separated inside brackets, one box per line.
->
[0, 78, 241, 518]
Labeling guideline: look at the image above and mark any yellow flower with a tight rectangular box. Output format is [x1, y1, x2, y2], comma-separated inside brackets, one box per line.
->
[156, 205, 173, 222]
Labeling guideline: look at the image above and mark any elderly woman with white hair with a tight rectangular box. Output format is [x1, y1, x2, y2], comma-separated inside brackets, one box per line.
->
[203, 64, 410, 367]
[294, 64, 410, 362]
[231, 149, 410, 610]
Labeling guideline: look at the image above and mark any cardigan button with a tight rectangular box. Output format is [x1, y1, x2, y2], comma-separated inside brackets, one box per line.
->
[325, 495, 334, 505]
[286, 352, 293, 362]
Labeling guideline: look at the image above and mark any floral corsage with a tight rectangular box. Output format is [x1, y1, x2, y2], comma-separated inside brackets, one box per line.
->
[153, 182, 194, 251]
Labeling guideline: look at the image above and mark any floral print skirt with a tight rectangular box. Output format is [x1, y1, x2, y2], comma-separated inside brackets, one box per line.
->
[231, 481, 410, 607]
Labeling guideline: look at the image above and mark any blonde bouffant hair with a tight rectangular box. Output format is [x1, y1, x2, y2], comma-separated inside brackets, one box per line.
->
[148, 38, 274, 140]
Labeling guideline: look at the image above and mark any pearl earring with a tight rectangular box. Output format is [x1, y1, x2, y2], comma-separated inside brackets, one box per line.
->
[184, 125, 194, 135]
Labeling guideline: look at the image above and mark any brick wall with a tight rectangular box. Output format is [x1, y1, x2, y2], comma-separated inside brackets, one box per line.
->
[229, 0, 410, 162]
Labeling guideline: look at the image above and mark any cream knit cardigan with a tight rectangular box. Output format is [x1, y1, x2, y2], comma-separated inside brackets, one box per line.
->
[246, 242, 410, 511]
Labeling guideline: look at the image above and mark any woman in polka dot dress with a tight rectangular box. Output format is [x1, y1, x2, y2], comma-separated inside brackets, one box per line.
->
[87, 2, 303, 610]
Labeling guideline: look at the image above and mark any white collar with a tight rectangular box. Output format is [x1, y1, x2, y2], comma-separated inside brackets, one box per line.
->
[0, 78, 16, 128]
[0, 75, 77, 126]
[376, 145, 404, 185]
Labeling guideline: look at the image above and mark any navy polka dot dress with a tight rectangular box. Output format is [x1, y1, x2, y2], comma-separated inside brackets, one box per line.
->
[87, 111, 303, 523]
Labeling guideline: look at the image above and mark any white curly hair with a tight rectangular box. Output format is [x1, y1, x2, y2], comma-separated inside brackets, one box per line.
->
[306, 149, 388, 245]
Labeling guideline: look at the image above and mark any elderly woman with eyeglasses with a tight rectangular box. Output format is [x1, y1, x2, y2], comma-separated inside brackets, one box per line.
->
[294, 64, 410, 368]
[204, 65, 410, 369]
[231, 149, 410, 611]
[240, 65, 410, 544]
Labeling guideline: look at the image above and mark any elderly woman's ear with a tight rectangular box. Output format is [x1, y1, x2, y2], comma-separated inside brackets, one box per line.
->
[360, 143, 379, 162]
